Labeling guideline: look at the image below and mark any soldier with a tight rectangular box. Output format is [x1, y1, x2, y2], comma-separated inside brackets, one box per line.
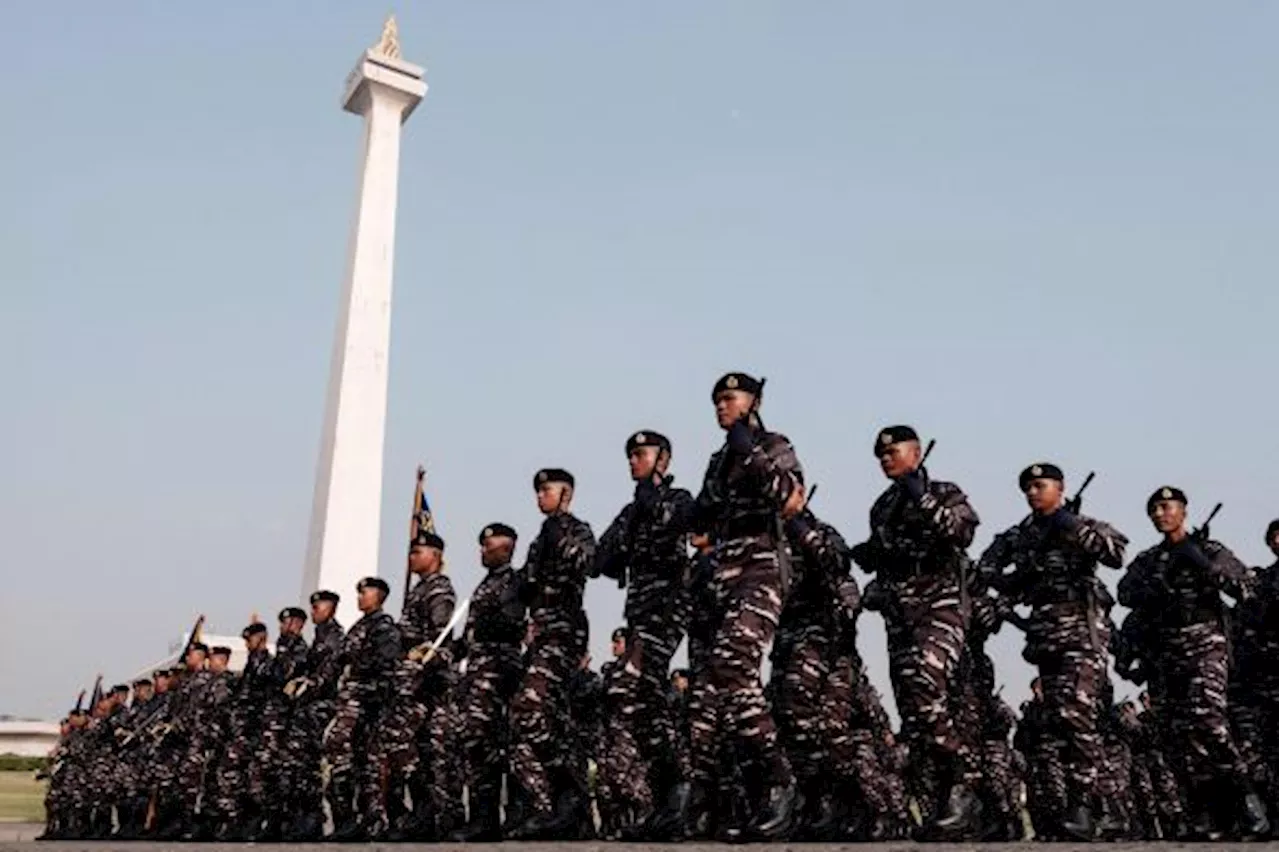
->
[284, 590, 344, 841]
[1231, 519, 1278, 833]
[112, 678, 156, 838]
[770, 506, 854, 837]
[323, 577, 402, 840]
[979, 697, 1022, 841]
[684, 372, 806, 839]
[157, 641, 213, 840]
[506, 469, 596, 838]
[1013, 677, 1062, 840]
[853, 425, 980, 838]
[450, 523, 525, 842]
[565, 653, 605, 838]
[1117, 487, 1269, 839]
[250, 607, 309, 840]
[593, 430, 694, 837]
[211, 632, 266, 840]
[379, 525, 459, 840]
[979, 463, 1127, 840]
[595, 627, 628, 838]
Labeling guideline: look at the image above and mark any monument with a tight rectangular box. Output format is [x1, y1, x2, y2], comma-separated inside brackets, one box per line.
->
[301, 16, 427, 627]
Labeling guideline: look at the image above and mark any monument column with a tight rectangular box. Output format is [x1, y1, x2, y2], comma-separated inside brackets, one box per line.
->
[302, 17, 426, 627]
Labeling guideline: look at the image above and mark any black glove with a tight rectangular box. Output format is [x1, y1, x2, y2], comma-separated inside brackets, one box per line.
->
[897, 469, 927, 501]
[726, 417, 754, 455]
[633, 478, 661, 511]
[1048, 507, 1080, 532]
[1175, 539, 1214, 572]
[785, 511, 813, 540]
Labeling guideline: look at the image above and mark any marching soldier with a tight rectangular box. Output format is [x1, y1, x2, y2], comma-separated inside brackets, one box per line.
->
[685, 372, 806, 839]
[979, 463, 1127, 840]
[451, 523, 525, 842]
[593, 430, 694, 837]
[285, 590, 344, 841]
[1117, 487, 1269, 839]
[251, 607, 309, 840]
[1231, 519, 1278, 833]
[853, 425, 981, 838]
[508, 469, 596, 839]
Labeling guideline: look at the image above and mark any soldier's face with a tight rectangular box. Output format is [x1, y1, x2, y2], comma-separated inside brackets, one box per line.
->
[186, 650, 206, 671]
[672, 674, 688, 693]
[628, 446, 661, 480]
[246, 633, 267, 652]
[715, 390, 755, 428]
[877, 441, 920, 479]
[1268, 531, 1277, 556]
[1148, 499, 1185, 535]
[611, 636, 626, 657]
[409, 546, 443, 575]
[358, 586, 385, 613]
[135, 685, 153, 703]
[1023, 478, 1063, 514]
[280, 616, 306, 636]
[536, 482, 570, 514]
[481, 535, 515, 568]
[209, 655, 229, 673]
[311, 600, 335, 624]
[155, 677, 171, 694]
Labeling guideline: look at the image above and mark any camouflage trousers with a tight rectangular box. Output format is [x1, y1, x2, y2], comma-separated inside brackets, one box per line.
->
[1230, 691, 1278, 804]
[322, 681, 382, 824]
[457, 646, 522, 790]
[883, 583, 969, 808]
[1140, 745, 1186, 825]
[291, 699, 334, 816]
[1025, 733, 1067, 835]
[980, 738, 1019, 821]
[598, 616, 685, 814]
[1126, 749, 1159, 835]
[1097, 734, 1133, 816]
[1154, 624, 1242, 789]
[212, 725, 255, 821]
[510, 632, 577, 814]
[177, 734, 216, 815]
[768, 624, 839, 782]
[374, 660, 461, 822]
[250, 701, 296, 817]
[689, 538, 790, 789]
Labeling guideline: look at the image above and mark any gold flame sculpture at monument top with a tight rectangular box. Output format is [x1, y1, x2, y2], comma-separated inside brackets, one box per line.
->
[372, 14, 402, 60]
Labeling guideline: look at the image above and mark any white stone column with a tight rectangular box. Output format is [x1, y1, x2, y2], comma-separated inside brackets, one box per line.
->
[302, 20, 426, 628]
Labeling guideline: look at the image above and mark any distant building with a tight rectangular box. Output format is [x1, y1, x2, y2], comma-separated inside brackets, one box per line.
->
[0, 721, 60, 758]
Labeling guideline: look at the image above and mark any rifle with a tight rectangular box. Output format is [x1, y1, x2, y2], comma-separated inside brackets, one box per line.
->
[177, 614, 206, 672]
[89, 674, 103, 710]
[73, 690, 85, 714]
[405, 465, 427, 607]
[1065, 471, 1096, 514]
[1192, 502, 1223, 543]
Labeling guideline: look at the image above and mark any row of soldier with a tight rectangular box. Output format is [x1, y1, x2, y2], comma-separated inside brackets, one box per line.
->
[39, 371, 1278, 842]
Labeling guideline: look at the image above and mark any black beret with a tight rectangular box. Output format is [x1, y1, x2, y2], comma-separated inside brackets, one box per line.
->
[533, 468, 575, 490]
[611, 626, 627, 642]
[1267, 520, 1278, 541]
[69, 708, 88, 717]
[671, 668, 690, 680]
[711, 372, 763, 400]
[874, 425, 919, 456]
[411, 530, 445, 551]
[132, 678, 152, 688]
[188, 642, 209, 654]
[153, 669, 172, 678]
[625, 430, 671, 456]
[111, 684, 129, 695]
[278, 607, 307, 622]
[357, 576, 391, 596]
[1146, 486, 1187, 514]
[242, 623, 268, 639]
[209, 646, 232, 658]
[478, 522, 518, 544]
[310, 590, 340, 606]
[1019, 463, 1065, 490]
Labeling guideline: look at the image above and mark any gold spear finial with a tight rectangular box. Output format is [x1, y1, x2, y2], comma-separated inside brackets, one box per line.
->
[373, 14, 402, 60]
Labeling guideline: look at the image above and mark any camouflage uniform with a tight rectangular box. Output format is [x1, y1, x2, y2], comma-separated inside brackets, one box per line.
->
[687, 419, 804, 813]
[565, 662, 605, 835]
[770, 511, 855, 817]
[980, 509, 1127, 822]
[593, 467, 693, 818]
[1014, 693, 1064, 840]
[213, 650, 267, 833]
[323, 605, 402, 835]
[849, 664, 908, 834]
[980, 699, 1022, 839]
[293, 617, 344, 836]
[1231, 559, 1277, 815]
[454, 556, 524, 837]
[252, 631, 308, 834]
[172, 669, 218, 824]
[375, 571, 458, 834]
[1118, 534, 1259, 829]
[853, 466, 979, 822]
[509, 509, 596, 820]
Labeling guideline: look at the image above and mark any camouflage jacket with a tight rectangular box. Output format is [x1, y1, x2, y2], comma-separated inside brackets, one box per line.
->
[851, 468, 978, 583]
[340, 609, 402, 689]
[691, 425, 804, 543]
[780, 512, 856, 634]
[1118, 537, 1250, 629]
[305, 619, 345, 700]
[520, 512, 596, 635]
[595, 476, 694, 623]
[401, 572, 458, 651]
[463, 563, 525, 649]
[979, 512, 1127, 609]
[271, 633, 309, 691]
[1233, 561, 1277, 686]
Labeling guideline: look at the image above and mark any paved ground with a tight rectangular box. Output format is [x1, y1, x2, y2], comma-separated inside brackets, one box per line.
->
[0, 825, 1270, 851]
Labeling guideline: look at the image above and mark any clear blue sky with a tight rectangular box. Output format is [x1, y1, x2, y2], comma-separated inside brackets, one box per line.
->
[2, 2, 1275, 720]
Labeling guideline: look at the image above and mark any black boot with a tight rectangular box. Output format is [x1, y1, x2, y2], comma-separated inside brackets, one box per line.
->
[639, 779, 690, 841]
[750, 780, 801, 840]
[1061, 791, 1095, 842]
[1096, 797, 1129, 839]
[929, 772, 982, 839]
[1237, 780, 1271, 839]
[450, 782, 502, 842]
[284, 808, 324, 842]
[328, 774, 364, 842]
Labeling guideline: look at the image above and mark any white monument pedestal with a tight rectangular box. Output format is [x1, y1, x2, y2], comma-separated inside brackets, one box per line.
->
[302, 20, 426, 628]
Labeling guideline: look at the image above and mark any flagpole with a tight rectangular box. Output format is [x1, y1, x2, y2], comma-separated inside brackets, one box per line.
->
[405, 465, 424, 608]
